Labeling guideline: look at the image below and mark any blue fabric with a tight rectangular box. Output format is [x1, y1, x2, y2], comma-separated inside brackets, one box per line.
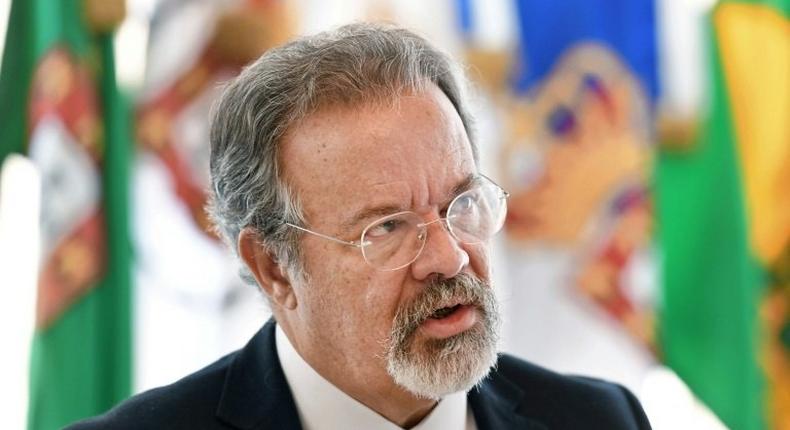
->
[512, 0, 660, 100]
[456, 0, 475, 39]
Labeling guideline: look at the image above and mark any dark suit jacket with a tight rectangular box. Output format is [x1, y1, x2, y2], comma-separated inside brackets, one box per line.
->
[68, 319, 651, 429]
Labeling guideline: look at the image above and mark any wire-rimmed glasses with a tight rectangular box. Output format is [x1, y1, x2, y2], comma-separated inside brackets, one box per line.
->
[285, 175, 509, 271]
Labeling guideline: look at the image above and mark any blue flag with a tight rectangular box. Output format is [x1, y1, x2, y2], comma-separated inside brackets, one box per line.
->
[499, 0, 661, 397]
[512, 0, 659, 99]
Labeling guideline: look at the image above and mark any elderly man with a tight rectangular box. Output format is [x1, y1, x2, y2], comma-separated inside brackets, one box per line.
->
[70, 23, 651, 429]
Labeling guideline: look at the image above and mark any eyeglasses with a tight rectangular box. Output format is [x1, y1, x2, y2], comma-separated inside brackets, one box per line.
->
[285, 175, 509, 271]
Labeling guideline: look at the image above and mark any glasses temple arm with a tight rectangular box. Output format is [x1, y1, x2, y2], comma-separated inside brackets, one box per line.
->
[285, 223, 362, 248]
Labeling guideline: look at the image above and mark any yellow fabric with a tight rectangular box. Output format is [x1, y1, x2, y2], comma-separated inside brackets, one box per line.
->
[714, 3, 790, 264]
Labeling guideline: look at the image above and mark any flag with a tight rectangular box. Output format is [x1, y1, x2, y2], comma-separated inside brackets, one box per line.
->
[130, 0, 288, 392]
[656, 0, 789, 429]
[512, 0, 660, 99]
[501, 0, 659, 390]
[137, 0, 293, 238]
[0, 0, 132, 428]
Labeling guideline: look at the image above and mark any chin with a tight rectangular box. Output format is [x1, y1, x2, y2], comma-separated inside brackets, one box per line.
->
[386, 320, 500, 400]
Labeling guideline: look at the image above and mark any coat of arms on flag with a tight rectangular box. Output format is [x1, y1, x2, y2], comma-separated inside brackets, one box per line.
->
[502, 44, 655, 351]
[28, 49, 106, 329]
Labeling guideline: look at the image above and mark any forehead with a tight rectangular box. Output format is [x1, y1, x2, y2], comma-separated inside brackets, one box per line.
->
[280, 85, 476, 226]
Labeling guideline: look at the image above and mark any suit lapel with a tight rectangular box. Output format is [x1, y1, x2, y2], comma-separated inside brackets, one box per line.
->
[468, 365, 548, 430]
[215, 319, 302, 430]
[213, 321, 547, 430]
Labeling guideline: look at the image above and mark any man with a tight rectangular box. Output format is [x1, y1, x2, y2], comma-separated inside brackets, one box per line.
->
[70, 23, 651, 429]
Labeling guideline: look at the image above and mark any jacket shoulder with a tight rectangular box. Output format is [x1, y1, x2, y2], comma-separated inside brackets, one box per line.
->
[488, 354, 651, 429]
[66, 352, 237, 430]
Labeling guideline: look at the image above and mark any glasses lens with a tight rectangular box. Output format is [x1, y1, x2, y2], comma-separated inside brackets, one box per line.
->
[447, 182, 507, 243]
[361, 212, 426, 270]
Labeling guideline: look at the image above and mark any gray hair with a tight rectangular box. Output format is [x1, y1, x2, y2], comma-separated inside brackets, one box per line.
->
[208, 22, 477, 285]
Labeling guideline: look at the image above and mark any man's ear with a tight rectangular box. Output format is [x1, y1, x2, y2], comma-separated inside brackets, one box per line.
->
[237, 227, 297, 310]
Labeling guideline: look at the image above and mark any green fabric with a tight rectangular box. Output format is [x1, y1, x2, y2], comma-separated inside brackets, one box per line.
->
[655, 4, 767, 430]
[0, 0, 32, 160]
[0, 1, 132, 428]
[730, 0, 789, 16]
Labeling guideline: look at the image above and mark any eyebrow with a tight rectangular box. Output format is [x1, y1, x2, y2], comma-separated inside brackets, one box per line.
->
[340, 173, 479, 232]
[446, 173, 479, 205]
[340, 204, 406, 233]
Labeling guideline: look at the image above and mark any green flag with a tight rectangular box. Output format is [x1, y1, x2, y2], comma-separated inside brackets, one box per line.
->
[0, 0, 132, 428]
[657, 1, 789, 429]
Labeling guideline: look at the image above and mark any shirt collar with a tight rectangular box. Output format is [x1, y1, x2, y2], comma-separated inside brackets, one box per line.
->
[275, 324, 474, 430]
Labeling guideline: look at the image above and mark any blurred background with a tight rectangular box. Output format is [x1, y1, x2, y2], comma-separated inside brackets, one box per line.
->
[0, 0, 787, 429]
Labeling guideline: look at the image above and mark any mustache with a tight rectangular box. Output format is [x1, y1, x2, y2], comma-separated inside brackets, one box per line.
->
[390, 273, 496, 341]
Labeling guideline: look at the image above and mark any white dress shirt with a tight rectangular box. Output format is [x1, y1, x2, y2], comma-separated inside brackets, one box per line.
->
[275, 326, 478, 430]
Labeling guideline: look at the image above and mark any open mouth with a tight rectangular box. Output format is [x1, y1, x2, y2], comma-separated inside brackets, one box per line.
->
[420, 303, 478, 339]
[430, 304, 463, 319]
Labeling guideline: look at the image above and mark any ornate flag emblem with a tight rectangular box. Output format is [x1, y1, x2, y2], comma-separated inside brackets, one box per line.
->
[502, 44, 656, 350]
[28, 48, 105, 329]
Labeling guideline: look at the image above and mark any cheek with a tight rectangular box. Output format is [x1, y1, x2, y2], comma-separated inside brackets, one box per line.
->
[298, 239, 417, 345]
[465, 243, 492, 280]
[360, 271, 412, 325]
[300, 243, 392, 329]
[296, 242, 354, 319]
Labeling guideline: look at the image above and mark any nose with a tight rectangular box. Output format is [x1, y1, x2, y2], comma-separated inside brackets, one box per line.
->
[410, 216, 469, 281]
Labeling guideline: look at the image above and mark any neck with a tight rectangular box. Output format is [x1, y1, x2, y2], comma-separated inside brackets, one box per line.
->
[343, 379, 437, 428]
[276, 317, 438, 428]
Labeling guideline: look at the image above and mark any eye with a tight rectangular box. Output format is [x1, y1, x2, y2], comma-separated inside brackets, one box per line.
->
[452, 193, 478, 214]
[365, 218, 406, 239]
